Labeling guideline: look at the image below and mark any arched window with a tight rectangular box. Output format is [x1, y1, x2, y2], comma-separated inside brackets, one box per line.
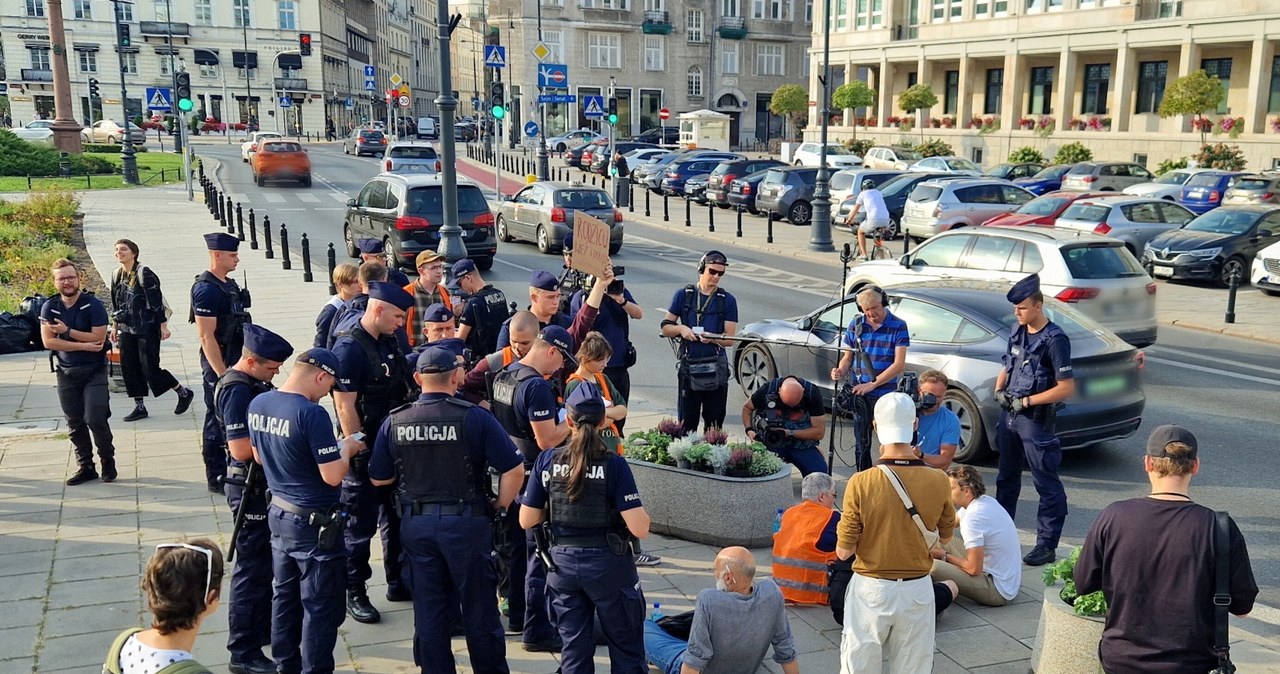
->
[688, 66, 703, 97]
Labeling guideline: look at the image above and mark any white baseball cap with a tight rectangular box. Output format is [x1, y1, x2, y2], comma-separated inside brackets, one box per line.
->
[874, 393, 917, 446]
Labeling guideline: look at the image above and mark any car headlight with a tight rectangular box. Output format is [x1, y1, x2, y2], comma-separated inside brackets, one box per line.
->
[1185, 247, 1222, 258]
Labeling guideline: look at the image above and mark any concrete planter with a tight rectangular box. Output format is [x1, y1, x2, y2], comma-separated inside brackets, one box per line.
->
[626, 458, 793, 548]
[1030, 592, 1105, 674]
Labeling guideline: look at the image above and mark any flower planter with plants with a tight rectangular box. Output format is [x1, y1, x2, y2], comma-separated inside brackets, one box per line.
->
[1030, 548, 1107, 674]
[623, 419, 795, 548]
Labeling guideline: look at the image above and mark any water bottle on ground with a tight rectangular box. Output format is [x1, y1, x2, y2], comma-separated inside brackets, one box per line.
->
[774, 508, 784, 534]
[650, 602, 664, 621]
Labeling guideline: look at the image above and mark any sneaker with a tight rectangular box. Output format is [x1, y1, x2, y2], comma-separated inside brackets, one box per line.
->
[123, 405, 148, 422]
[101, 460, 118, 483]
[1022, 545, 1057, 567]
[174, 387, 195, 415]
[66, 467, 99, 486]
[634, 552, 662, 567]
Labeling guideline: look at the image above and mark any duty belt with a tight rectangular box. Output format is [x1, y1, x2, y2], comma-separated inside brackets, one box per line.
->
[402, 501, 487, 517]
[551, 533, 612, 548]
[270, 495, 323, 521]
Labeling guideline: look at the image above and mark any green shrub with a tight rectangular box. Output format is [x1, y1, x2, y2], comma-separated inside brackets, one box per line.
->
[1008, 146, 1046, 164]
[1192, 143, 1246, 171]
[914, 138, 954, 158]
[1053, 142, 1093, 165]
[1154, 157, 1187, 176]
[82, 143, 149, 154]
[0, 189, 80, 313]
[0, 130, 116, 176]
[843, 139, 874, 157]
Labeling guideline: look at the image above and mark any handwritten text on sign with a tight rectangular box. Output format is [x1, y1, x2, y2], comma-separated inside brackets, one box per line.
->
[570, 212, 611, 278]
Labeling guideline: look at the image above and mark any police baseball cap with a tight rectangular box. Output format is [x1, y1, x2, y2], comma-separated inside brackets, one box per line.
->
[416, 343, 465, 374]
[367, 281, 414, 310]
[874, 393, 916, 446]
[242, 324, 293, 363]
[562, 232, 574, 252]
[415, 250, 444, 268]
[423, 303, 454, 323]
[1145, 424, 1198, 460]
[537, 325, 577, 366]
[296, 348, 348, 391]
[451, 258, 477, 277]
[1006, 273, 1041, 304]
[357, 238, 384, 255]
[204, 233, 240, 252]
[530, 270, 559, 292]
[565, 381, 606, 423]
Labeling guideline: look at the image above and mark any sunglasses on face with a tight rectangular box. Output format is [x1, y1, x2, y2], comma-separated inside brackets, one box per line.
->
[705, 268, 726, 277]
[155, 543, 213, 604]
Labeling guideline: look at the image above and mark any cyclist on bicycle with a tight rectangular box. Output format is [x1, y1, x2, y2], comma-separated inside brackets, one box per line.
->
[844, 179, 892, 260]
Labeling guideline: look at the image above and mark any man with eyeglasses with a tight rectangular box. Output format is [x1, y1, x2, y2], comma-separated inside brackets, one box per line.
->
[659, 250, 739, 434]
[248, 348, 365, 674]
[403, 251, 453, 350]
[40, 258, 114, 486]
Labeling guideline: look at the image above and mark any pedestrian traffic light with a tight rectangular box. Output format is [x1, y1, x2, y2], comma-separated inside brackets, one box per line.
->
[117, 24, 131, 48]
[607, 96, 618, 124]
[175, 72, 194, 112]
[88, 78, 100, 100]
[299, 33, 312, 56]
[490, 81, 505, 120]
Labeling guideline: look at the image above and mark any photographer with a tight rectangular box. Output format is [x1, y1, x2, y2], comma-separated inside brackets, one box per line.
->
[911, 370, 959, 470]
[742, 376, 827, 477]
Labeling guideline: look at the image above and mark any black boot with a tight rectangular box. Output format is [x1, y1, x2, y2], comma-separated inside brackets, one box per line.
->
[101, 458, 118, 483]
[347, 587, 381, 624]
[174, 386, 195, 415]
[123, 402, 148, 422]
[66, 466, 99, 486]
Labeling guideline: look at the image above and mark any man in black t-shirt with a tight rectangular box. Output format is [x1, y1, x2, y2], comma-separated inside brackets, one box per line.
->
[741, 376, 827, 476]
[1075, 425, 1257, 674]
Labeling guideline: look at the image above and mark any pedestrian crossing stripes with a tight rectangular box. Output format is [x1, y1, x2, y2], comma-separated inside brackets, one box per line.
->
[624, 236, 842, 298]
[262, 193, 287, 203]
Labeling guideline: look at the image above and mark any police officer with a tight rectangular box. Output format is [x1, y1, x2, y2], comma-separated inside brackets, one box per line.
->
[356, 239, 411, 288]
[497, 269, 609, 358]
[490, 325, 576, 651]
[248, 349, 364, 674]
[993, 274, 1074, 568]
[453, 258, 508, 364]
[520, 381, 652, 674]
[741, 375, 829, 477]
[369, 339, 525, 674]
[332, 281, 416, 623]
[659, 250, 739, 435]
[215, 324, 293, 674]
[404, 303, 458, 374]
[192, 232, 252, 493]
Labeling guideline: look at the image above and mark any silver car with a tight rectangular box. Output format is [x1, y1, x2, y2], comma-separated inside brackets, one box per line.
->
[1060, 162, 1155, 192]
[495, 182, 623, 254]
[829, 169, 904, 218]
[1223, 173, 1280, 206]
[908, 156, 983, 176]
[1053, 196, 1195, 256]
[381, 142, 440, 174]
[901, 179, 1033, 240]
[1122, 168, 1216, 201]
[863, 146, 923, 170]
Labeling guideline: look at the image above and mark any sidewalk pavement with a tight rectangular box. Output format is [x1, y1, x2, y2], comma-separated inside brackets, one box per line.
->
[1, 175, 1277, 673]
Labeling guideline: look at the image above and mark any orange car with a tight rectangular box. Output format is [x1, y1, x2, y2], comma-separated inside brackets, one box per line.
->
[251, 140, 312, 187]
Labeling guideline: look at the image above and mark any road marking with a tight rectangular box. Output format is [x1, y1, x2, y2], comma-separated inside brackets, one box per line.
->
[297, 193, 320, 203]
[1147, 345, 1280, 377]
[263, 193, 286, 203]
[624, 234, 839, 298]
[329, 192, 350, 203]
[1144, 355, 1280, 387]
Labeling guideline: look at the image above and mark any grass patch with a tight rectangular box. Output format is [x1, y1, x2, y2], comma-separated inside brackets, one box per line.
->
[0, 151, 188, 192]
[0, 188, 80, 313]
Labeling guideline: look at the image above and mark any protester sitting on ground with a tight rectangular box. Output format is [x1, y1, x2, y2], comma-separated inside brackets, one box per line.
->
[104, 538, 224, 674]
[928, 465, 1023, 606]
[643, 546, 800, 674]
[772, 472, 840, 605]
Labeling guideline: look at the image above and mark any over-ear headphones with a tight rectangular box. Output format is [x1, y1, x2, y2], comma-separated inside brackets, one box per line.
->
[856, 284, 890, 311]
[698, 250, 728, 273]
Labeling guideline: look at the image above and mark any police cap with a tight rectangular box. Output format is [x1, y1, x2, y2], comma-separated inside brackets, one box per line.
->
[565, 380, 606, 424]
[204, 233, 240, 252]
[368, 281, 414, 310]
[451, 258, 477, 278]
[357, 238, 384, 255]
[536, 325, 577, 366]
[530, 270, 558, 292]
[296, 348, 348, 391]
[1006, 273, 1041, 304]
[423, 302, 454, 323]
[242, 324, 293, 363]
[562, 232, 574, 252]
[416, 340, 466, 373]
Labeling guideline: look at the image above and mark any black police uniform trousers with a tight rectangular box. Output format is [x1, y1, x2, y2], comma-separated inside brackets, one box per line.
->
[200, 351, 228, 488]
[402, 503, 509, 674]
[268, 504, 347, 674]
[994, 409, 1068, 549]
[117, 326, 180, 399]
[226, 466, 273, 663]
[55, 362, 114, 469]
[505, 482, 558, 644]
[343, 470, 405, 594]
[548, 544, 647, 674]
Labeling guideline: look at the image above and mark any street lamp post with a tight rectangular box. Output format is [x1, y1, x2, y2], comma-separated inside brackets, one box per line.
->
[164, 0, 183, 153]
[808, 0, 835, 252]
[110, 0, 138, 184]
[434, 3, 465, 263]
[535, 1, 549, 181]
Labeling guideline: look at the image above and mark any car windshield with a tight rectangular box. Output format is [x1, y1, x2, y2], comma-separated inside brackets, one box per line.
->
[1184, 209, 1259, 235]
[825, 145, 851, 155]
[1060, 243, 1146, 279]
[946, 158, 980, 171]
[390, 146, 437, 159]
[1017, 195, 1071, 216]
[407, 186, 488, 216]
[1154, 171, 1190, 185]
[1232, 177, 1272, 190]
[554, 189, 613, 209]
[879, 174, 926, 197]
[1031, 165, 1072, 180]
[909, 184, 945, 202]
[262, 142, 302, 152]
[1059, 204, 1110, 222]
[1185, 173, 1229, 188]
[1066, 164, 1094, 175]
[893, 149, 923, 160]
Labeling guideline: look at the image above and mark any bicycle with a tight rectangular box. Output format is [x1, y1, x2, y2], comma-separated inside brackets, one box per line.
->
[867, 226, 892, 260]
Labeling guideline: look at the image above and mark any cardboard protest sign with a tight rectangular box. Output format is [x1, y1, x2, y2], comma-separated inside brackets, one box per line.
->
[570, 211, 611, 278]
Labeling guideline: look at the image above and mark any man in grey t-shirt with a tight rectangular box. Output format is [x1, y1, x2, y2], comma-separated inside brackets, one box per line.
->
[643, 546, 800, 674]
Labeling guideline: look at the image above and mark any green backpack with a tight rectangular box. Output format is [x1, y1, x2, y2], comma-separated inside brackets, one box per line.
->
[102, 628, 213, 674]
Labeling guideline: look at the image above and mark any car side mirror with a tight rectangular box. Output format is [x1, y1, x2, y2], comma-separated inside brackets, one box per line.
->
[900, 254, 912, 267]
[797, 316, 813, 331]
[346, 198, 357, 207]
[1258, 229, 1274, 238]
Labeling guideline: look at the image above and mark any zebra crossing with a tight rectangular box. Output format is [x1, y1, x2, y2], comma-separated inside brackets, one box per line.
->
[623, 235, 843, 299]
[226, 189, 350, 211]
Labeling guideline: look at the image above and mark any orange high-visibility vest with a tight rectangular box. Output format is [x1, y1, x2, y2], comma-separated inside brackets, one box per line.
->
[403, 281, 452, 348]
[566, 371, 623, 454]
[771, 500, 838, 605]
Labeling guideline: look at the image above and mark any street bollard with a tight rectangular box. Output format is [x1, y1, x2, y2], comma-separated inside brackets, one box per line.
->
[225, 196, 235, 233]
[236, 203, 245, 241]
[209, 188, 218, 217]
[685, 198, 691, 227]
[591, 175, 597, 186]
[708, 201, 715, 233]
[628, 184, 634, 213]
[767, 210, 774, 244]
[903, 227, 910, 256]
[327, 243, 337, 294]
[280, 223, 292, 270]
[248, 209, 259, 250]
[263, 216, 274, 259]
[645, 189, 651, 217]
[1225, 269, 1241, 324]
[663, 192, 669, 222]
[219, 196, 229, 231]
[198, 161, 205, 180]
[301, 233, 313, 282]
[736, 206, 743, 238]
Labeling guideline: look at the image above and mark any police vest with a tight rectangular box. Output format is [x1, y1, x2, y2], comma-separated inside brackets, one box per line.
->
[1005, 322, 1067, 398]
[188, 271, 249, 359]
[546, 448, 618, 534]
[466, 285, 509, 358]
[566, 372, 622, 453]
[349, 326, 410, 429]
[771, 500, 837, 605]
[484, 346, 517, 374]
[759, 378, 816, 449]
[327, 295, 369, 349]
[213, 369, 273, 429]
[491, 364, 543, 457]
[388, 397, 482, 505]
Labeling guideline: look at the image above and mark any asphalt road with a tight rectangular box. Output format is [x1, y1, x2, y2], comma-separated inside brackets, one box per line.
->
[201, 142, 1280, 623]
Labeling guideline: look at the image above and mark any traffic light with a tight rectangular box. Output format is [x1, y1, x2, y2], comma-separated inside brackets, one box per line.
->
[117, 24, 131, 48]
[175, 72, 193, 112]
[299, 33, 312, 56]
[88, 78, 100, 100]
[607, 96, 618, 125]
[490, 81, 505, 120]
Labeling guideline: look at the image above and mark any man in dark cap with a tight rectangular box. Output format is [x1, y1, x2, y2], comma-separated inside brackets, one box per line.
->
[369, 341, 524, 674]
[404, 303, 458, 374]
[992, 273, 1074, 567]
[495, 268, 611, 359]
[453, 258, 509, 364]
[660, 250, 739, 434]
[1075, 425, 1257, 674]
[332, 281, 415, 623]
[192, 232, 252, 493]
[215, 324, 294, 674]
[356, 238, 410, 288]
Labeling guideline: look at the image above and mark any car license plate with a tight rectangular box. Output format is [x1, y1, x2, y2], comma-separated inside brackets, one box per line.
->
[399, 164, 432, 172]
[1087, 374, 1128, 397]
[1151, 264, 1173, 278]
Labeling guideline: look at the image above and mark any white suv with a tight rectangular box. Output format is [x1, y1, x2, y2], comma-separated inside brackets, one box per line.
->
[791, 142, 863, 169]
[844, 226, 1158, 346]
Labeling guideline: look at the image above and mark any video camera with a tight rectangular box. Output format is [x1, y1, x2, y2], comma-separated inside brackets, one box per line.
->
[896, 372, 938, 415]
[751, 414, 789, 445]
[607, 266, 625, 295]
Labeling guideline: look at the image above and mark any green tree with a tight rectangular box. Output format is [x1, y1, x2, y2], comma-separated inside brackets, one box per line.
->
[770, 84, 810, 140]
[1053, 142, 1093, 165]
[832, 81, 876, 141]
[1158, 70, 1224, 146]
[898, 84, 939, 142]
[1008, 146, 1046, 164]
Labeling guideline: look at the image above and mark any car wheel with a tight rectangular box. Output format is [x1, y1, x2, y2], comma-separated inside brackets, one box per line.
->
[107, 135, 118, 144]
[946, 388, 989, 463]
[301, 175, 312, 187]
[609, 241, 622, 255]
[476, 257, 494, 271]
[343, 224, 360, 257]
[344, 145, 350, 154]
[788, 201, 812, 226]
[536, 225, 553, 254]
[256, 173, 265, 187]
[242, 156, 248, 163]
[556, 143, 567, 152]
[1218, 256, 1248, 288]
[888, 219, 901, 239]
[793, 160, 804, 167]
[1261, 288, 1280, 297]
[735, 343, 776, 397]
[717, 202, 730, 209]
[496, 215, 513, 242]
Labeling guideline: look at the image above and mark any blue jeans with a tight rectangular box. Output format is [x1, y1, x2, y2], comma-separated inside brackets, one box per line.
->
[642, 620, 687, 674]
[770, 441, 828, 476]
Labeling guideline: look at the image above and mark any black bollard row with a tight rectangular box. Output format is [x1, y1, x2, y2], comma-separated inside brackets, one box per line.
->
[279, 222, 292, 270]
[685, 197, 691, 228]
[645, 189, 651, 217]
[628, 184, 634, 213]
[1225, 269, 1241, 324]
[736, 206, 743, 238]
[236, 202, 245, 241]
[708, 200, 715, 232]
[248, 208, 259, 250]
[767, 210, 775, 244]
[263, 216, 274, 259]
[301, 233, 313, 282]
[663, 192, 669, 222]
[326, 242, 337, 294]
[225, 196, 235, 233]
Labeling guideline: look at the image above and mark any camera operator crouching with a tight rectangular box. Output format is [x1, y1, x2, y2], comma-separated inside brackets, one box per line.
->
[742, 376, 828, 476]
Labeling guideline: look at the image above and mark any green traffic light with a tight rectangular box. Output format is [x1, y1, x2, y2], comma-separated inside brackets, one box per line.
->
[492, 106, 506, 120]
[178, 98, 194, 112]
[607, 114, 618, 124]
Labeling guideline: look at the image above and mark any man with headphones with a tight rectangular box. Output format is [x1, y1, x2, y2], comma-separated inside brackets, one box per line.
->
[660, 250, 739, 434]
[741, 375, 828, 476]
[830, 285, 909, 472]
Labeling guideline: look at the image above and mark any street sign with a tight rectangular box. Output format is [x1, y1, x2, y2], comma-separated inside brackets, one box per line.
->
[280, 96, 292, 108]
[398, 95, 411, 108]
[659, 107, 671, 120]
[582, 95, 605, 119]
[365, 78, 377, 91]
[524, 121, 540, 137]
[390, 73, 403, 87]
[145, 87, 172, 111]
[363, 65, 376, 78]
[537, 93, 577, 104]
[344, 97, 355, 109]
[397, 84, 411, 97]
[532, 42, 552, 62]
[537, 63, 568, 89]
[364, 64, 377, 91]
[484, 45, 507, 68]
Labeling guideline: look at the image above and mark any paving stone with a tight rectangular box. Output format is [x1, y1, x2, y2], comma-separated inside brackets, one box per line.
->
[50, 550, 139, 584]
[0, 546, 56, 579]
[0, 572, 50, 602]
[937, 603, 994, 631]
[55, 512, 141, 539]
[0, 657, 34, 673]
[935, 625, 1032, 669]
[0, 624, 39, 661]
[968, 660, 1035, 674]
[39, 632, 120, 671]
[42, 601, 139, 638]
[54, 531, 139, 558]
[968, 599, 1045, 641]
[48, 575, 140, 610]
[0, 599, 45, 631]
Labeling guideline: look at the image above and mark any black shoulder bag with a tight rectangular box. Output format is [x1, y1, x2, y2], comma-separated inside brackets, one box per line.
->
[1209, 511, 1236, 674]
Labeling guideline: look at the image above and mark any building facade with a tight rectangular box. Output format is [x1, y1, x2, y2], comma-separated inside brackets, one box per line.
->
[811, 0, 1280, 169]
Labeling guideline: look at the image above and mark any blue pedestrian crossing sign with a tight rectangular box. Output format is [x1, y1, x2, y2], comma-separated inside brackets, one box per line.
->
[344, 97, 355, 109]
[280, 96, 292, 108]
[582, 95, 605, 119]
[145, 87, 172, 112]
[484, 45, 507, 69]
[524, 121, 540, 137]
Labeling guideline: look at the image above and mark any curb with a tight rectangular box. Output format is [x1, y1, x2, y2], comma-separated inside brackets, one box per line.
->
[1167, 318, 1280, 346]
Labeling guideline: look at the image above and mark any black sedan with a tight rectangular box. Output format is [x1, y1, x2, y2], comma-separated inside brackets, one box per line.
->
[731, 281, 1146, 463]
[1142, 205, 1280, 287]
[725, 168, 777, 214]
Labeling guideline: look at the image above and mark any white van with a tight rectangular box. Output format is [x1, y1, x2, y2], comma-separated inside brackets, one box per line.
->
[416, 117, 438, 140]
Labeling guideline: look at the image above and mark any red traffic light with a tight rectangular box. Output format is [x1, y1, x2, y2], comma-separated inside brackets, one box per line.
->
[299, 33, 312, 56]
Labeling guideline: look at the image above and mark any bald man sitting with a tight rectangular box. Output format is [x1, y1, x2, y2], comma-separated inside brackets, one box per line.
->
[743, 375, 828, 476]
[644, 547, 800, 674]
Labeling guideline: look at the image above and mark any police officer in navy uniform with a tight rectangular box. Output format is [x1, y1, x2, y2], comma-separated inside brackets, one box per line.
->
[993, 274, 1075, 568]
[453, 258, 509, 365]
[405, 303, 458, 374]
[248, 348, 365, 674]
[490, 325, 576, 651]
[192, 232, 252, 493]
[520, 381, 652, 674]
[332, 281, 416, 623]
[357, 238, 411, 288]
[369, 339, 525, 674]
[216, 324, 294, 674]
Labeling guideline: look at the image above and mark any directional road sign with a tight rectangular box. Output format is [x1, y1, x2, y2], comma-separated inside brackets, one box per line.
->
[363, 64, 376, 78]
[582, 95, 605, 119]
[280, 96, 292, 108]
[537, 93, 577, 104]
[537, 64, 569, 89]
[524, 121, 540, 137]
[145, 87, 172, 112]
[484, 45, 507, 69]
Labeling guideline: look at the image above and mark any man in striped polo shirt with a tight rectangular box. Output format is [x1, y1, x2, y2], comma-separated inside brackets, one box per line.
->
[830, 286, 909, 471]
